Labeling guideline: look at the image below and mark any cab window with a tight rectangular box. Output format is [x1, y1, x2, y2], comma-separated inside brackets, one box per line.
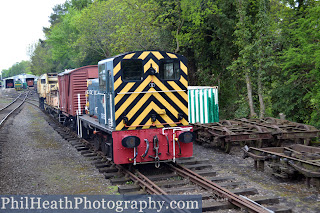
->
[122, 60, 143, 81]
[160, 59, 180, 80]
[99, 64, 106, 91]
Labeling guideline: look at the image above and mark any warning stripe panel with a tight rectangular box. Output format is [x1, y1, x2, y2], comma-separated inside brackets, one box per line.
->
[113, 51, 188, 130]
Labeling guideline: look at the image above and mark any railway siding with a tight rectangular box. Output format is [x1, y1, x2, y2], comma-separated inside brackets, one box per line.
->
[1, 92, 319, 212]
[48, 115, 292, 213]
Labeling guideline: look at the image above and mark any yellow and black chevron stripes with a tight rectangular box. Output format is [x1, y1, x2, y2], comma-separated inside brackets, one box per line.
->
[113, 51, 188, 130]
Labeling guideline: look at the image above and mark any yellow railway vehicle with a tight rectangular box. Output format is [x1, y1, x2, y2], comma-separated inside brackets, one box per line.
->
[37, 73, 59, 110]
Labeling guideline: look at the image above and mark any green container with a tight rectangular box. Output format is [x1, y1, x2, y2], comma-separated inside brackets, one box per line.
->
[188, 86, 219, 123]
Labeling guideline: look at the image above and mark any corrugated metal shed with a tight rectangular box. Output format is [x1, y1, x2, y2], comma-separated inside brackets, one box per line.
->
[58, 65, 98, 116]
[188, 86, 219, 123]
[2, 74, 38, 88]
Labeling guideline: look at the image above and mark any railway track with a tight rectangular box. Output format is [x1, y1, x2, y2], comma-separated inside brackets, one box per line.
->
[42, 114, 292, 213]
[0, 92, 29, 128]
[0, 91, 29, 162]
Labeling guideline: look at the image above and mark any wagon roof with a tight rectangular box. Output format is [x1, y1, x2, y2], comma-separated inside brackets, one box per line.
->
[58, 65, 98, 76]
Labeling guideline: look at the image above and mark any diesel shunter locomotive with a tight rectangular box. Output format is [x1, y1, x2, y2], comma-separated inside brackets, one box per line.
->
[80, 51, 194, 167]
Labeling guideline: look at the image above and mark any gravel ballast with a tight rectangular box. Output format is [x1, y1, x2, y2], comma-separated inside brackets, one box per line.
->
[192, 143, 320, 213]
[0, 98, 117, 195]
[0, 93, 319, 212]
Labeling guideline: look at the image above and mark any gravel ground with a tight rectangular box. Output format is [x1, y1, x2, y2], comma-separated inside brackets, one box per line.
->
[0, 92, 319, 212]
[0, 96, 117, 195]
[193, 143, 320, 212]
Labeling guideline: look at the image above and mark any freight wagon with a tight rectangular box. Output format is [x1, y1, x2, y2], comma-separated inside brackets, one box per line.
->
[58, 65, 99, 129]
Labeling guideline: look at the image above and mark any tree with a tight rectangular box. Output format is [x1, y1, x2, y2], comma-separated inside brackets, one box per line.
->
[229, 0, 257, 118]
[1, 61, 31, 78]
[252, 0, 275, 118]
[29, 40, 57, 75]
[274, 1, 320, 126]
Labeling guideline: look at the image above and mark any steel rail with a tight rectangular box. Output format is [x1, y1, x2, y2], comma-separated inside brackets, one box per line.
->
[115, 164, 167, 195]
[0, 93, 23, 111]
[167, 163, 273, 213]
[0, 92, 29, 127]
[114, 164, 191, 213]
[44, 105, 275, 213]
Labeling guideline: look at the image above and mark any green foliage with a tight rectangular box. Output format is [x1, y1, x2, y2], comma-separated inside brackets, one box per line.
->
[276, 2, 320, 127]
[29, 41, 57, 75]
[1, 61, 31, 78]
[24, 0, 320, 127]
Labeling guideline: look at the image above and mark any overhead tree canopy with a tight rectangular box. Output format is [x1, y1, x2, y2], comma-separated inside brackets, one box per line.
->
[3, 0, 320, 127]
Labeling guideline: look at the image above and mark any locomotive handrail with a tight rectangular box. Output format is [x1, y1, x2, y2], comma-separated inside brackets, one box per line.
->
[125, 121, 182, 128]
[117, 89, 186, 95]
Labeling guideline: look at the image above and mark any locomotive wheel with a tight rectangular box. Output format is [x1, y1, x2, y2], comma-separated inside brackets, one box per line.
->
[101, 141, 108, 156]
[93, 135, 101, 151]
[70, 119, 77, 131]
[81, 125, 89, 139]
